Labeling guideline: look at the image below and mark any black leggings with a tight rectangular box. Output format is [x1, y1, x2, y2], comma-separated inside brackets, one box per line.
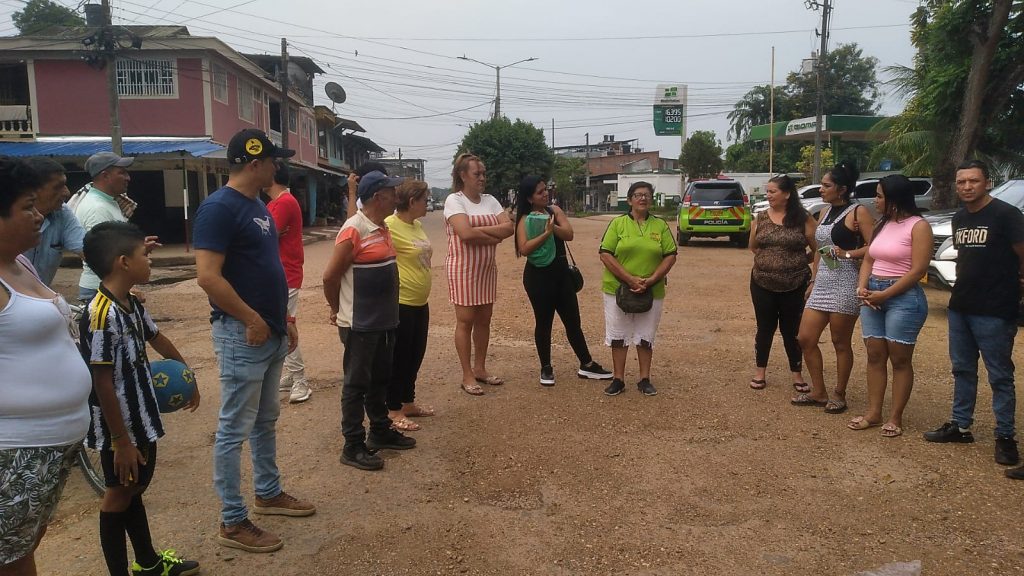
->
[750, 277, 805, 372]
[523, 260, 592, 368]
[386, 304, 429, 411]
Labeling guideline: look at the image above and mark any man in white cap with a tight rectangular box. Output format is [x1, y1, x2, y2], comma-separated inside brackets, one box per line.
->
[74, 151, 135, 302]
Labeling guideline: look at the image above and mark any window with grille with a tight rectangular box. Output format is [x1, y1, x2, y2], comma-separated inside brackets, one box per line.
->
[238, 79, 254, 122]
[212, 64, 228, 103]
[116, 58, 176, 98]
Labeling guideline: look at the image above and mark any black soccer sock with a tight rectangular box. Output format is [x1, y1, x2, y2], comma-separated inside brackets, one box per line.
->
[99, 510, 128, 576]
[125, 495, 160, 568]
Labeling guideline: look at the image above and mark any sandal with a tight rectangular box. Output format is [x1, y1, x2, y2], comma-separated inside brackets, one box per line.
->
[847, 416, 881, 431]
[792, 381, 811, 394]
[881, 424, 903, 438]
[402, 405, 435, 418]
[475, 375, 504, 386]
[824, 398, 848, 414]
[791, 393, 828, 407]
[391, 416, 421, 432]
[460, 382, 484, 396]
[749, 378, 767, 390]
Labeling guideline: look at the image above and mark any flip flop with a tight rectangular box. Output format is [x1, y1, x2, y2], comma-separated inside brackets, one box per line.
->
[881, 424, 903, 438]
[461, 382, 484, 396]
[749, 378, 767, 390]
[402, 405, 435, 418]
[792, 382, 811, 394]
[791, 393, 828, 407]
[824, 398, 848, 414]
[847, 416, 881, 431]
[391, 416, 421, 432]
[475, 375, 504, 386]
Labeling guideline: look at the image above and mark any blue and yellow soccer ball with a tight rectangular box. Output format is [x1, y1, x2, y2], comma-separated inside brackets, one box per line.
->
[149, 359, 196, 413]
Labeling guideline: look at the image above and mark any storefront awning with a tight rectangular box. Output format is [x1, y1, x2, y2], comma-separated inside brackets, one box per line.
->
[0, 139, 224, 157]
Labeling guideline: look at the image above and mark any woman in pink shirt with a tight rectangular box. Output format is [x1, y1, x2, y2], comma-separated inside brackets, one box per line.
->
[849, 175, 933, 437]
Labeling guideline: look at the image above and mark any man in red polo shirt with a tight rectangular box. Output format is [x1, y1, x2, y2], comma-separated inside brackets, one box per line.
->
[266, 162, 310, 403]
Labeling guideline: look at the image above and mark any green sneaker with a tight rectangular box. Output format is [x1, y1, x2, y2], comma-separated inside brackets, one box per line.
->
[131, 549, 200, 576]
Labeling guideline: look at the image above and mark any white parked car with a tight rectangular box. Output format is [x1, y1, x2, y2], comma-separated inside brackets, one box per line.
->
[802, 177, 934, 219]
[752, 184, 821, 216]
[928, 179, 1024, 289]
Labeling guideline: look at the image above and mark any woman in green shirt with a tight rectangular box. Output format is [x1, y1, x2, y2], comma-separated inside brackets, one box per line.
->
[514, 176, 611, 386]
[598, 181, 678, 396]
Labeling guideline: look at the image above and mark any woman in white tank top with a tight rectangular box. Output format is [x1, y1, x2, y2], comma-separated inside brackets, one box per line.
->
[0, 156, 92, 573]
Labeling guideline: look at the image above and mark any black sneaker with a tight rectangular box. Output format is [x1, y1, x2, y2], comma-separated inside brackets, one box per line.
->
[367, 428, 417, 451]
[637, 378, 657, 396]
[923, 422, 974, 443]
[340, 445, 383, 471]
[540, 365, 555, 387]
[604, 378, 625, 396]
[995, 437, 1020, 466]
[132, 549, 200, 576]
[578, 361, 613, 380]
[1006, 465, 1024, 480]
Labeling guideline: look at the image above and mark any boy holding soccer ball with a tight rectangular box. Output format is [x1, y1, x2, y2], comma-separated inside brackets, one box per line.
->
[80, 221, 201, 576]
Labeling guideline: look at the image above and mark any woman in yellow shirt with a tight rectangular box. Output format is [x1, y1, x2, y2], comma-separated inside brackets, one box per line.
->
[384, 180, 435, 430]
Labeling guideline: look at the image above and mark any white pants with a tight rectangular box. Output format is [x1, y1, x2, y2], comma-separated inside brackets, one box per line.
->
[282, 288, 307, 386]
[602, 293, 665, 348]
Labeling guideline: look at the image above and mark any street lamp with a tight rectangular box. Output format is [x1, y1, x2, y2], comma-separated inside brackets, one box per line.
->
[458, 55, 537, 120]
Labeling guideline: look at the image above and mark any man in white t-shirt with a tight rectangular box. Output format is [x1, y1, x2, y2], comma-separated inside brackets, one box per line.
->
[74, 152, 132, 302]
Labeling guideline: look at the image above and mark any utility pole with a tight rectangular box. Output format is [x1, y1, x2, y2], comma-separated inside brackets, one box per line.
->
[101, 0, 122, 155]
[458, 55, 537, 120]
[584, 132, 591, 209]
[551, 118, 555, 149]
[279, 38, 289, 151]
[807, 0, 832, 182]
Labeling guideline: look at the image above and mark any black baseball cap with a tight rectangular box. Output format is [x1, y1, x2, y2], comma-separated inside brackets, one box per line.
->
[227, 129, 295, 164]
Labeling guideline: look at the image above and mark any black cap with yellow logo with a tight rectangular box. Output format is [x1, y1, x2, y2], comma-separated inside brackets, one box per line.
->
[226, 128, 296, 164]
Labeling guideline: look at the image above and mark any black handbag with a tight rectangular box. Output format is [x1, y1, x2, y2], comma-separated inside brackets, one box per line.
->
[615, 283, 653, 314]
[564, 242, 584, 293]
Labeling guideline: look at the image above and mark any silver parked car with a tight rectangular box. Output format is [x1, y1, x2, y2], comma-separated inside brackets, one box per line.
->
[928, 179, 1024, 289]
[752, 184, 821, 216]
[803, 177, 934, 219]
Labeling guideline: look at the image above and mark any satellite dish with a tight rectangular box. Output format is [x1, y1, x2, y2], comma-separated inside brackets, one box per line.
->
[325, 82, 347, 104]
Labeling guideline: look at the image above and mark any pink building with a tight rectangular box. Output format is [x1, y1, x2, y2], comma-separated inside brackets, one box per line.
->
[0, 25, 364, 241]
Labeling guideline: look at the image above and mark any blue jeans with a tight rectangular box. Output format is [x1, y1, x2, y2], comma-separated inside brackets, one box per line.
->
[948, 309, 1017, 438]
[78, 286, 97, 303]
[211, 317, 287, 526]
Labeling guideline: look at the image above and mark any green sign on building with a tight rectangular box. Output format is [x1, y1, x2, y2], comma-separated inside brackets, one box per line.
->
[653, 84, 686, 136]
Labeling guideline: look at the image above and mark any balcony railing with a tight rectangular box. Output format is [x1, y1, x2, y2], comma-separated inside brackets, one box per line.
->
[0, 105, 32, 138]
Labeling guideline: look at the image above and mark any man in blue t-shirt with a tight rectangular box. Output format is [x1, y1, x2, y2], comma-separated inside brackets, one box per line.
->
[194, 129, 315, 553]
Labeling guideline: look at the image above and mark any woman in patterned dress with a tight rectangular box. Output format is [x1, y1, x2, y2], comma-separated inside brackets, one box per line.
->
[794, 162, 874, 413]
[444, 153, 514, 395]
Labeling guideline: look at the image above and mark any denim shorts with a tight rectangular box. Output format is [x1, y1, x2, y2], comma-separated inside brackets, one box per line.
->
[860, 277, 928, 344]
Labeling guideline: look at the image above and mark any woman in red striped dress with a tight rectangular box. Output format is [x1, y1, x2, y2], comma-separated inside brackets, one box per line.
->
[444, 153, 514, 395]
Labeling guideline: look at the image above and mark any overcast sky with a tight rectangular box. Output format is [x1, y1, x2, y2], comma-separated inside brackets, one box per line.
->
[3, 0, 923, 187]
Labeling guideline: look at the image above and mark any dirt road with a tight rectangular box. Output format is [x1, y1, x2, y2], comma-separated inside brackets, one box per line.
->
[40, 213, 1024, 575]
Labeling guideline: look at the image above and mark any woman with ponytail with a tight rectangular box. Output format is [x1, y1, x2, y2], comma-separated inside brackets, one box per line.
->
[793, 162, 874, 413]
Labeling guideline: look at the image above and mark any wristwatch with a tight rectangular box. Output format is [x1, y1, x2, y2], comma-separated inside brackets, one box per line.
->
[844, 251, 852, 259]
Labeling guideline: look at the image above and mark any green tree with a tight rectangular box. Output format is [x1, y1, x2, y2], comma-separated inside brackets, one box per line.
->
[679, 130, 724, 179]
[551, 156, 586, 212]
[727, 85, 793, 142]
[12, 0, 84, 35]
[785, 43, 881, 117]
[456, 117, 553, 203]
[796, 145, 835, 178]
[873, 0, 1024, 207]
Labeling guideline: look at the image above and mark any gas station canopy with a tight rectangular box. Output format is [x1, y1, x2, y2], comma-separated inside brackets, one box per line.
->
[747, 115, 890, 142]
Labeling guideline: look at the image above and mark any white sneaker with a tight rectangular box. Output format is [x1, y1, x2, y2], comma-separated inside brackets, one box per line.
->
[289, 382, 312, 403]
[278, 374, 293, 393]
